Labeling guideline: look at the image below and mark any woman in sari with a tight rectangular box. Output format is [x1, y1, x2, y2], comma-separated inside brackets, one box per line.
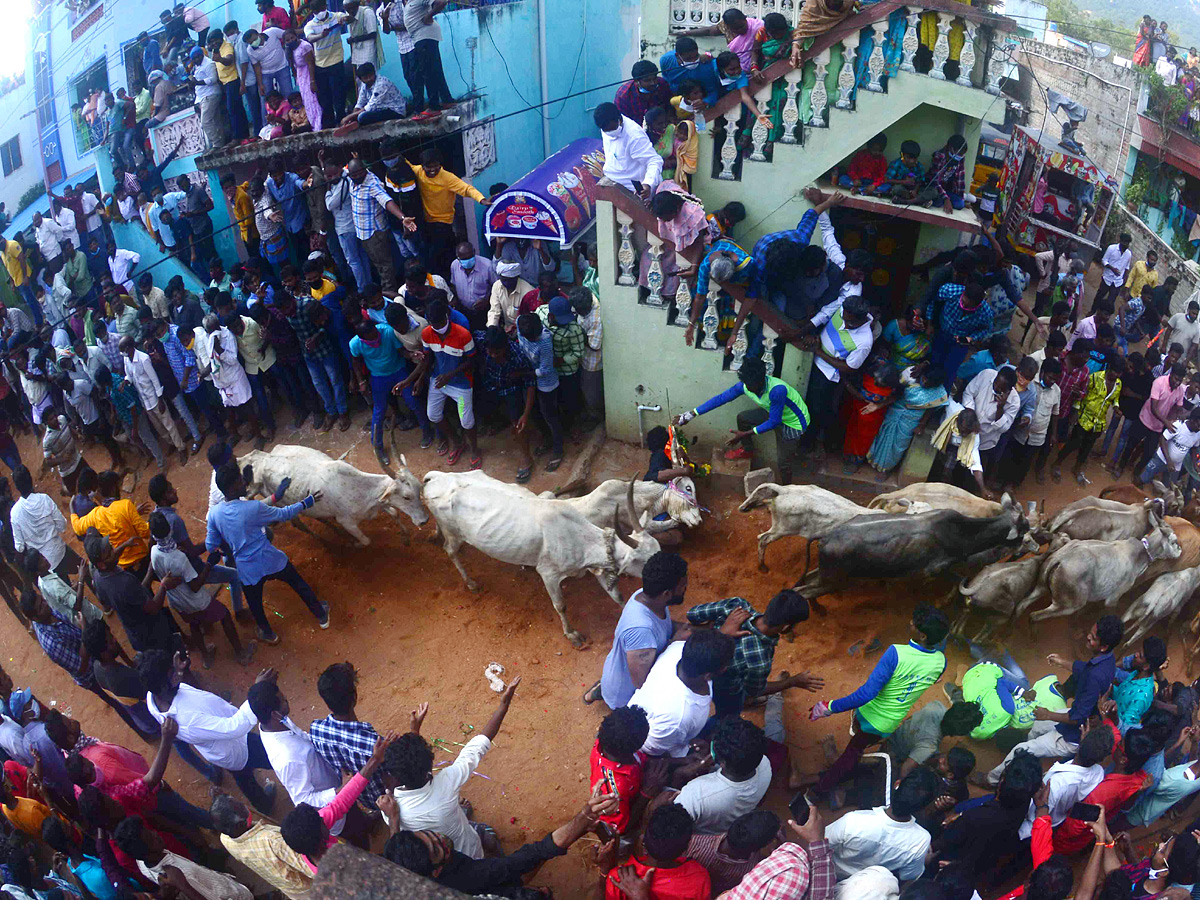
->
[742, 14, 793, 143]
[841, 358, 901, 471]
[790, 0, 861, 64]
[879, 305, 932, 369]
[644, 107, 698, 190]
[283, 29, 322, 132]
[638, 181, 717, 300]
[867, 362, 949, 475]
[1133, 17, 1154, 67]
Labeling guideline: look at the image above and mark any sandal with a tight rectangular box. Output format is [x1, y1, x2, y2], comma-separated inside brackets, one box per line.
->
[545, 456, 563, 472]
[447, 445, 465, 465]
[435, 441, 450, 456]
[420, 433, 435, 449]
[469, 455, 483, 470]
[582, 680, 602, 704]
[516, 466, 532, 484]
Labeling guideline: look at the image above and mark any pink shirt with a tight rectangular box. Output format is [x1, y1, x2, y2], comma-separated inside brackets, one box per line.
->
[183, 7, 210, 30]
[1066, 315, 1097, 350]
[1139, 374, 1186, 432]
[727, 17, 764, 71]
[303, 772, 368, 873]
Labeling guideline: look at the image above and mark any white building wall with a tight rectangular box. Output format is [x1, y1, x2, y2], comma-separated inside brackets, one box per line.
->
[0, 85, 42, 214]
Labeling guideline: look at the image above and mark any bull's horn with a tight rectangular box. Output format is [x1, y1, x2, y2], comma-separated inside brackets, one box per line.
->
[625, 477, 639, 529]
[613, 504, 637, 548]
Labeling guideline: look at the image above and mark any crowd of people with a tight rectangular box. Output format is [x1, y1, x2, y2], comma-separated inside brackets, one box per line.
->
[1135, 20, 1200, 136]
[0, 2, 1199, 898]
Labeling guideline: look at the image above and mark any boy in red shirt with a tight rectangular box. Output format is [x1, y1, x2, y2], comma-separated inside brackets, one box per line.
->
[1052, 729, 1153, 854]
[836, 134, 889, 194]
[601, 804, 711, 900]
[590, 706, 651, 836]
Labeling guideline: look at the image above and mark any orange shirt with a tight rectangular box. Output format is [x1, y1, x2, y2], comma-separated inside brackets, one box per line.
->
[71, 498, 151, 567]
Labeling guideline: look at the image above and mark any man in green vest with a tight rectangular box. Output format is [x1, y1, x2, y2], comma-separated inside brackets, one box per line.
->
[673, 356, 808, 483]
[805, 604, 949, 798]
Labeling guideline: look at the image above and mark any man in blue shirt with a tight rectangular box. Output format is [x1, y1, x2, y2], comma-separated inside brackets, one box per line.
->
[984, 614, 1121, 785]
[517, 311, 564, 471]
[205, 461, 328, 645]
[266, 162, 311, 266]
[659, 36, 718, 94]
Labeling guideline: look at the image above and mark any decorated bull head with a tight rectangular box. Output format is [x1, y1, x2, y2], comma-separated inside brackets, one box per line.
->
[644, 476, 702, 533]
[1145, 519, 1183, 562]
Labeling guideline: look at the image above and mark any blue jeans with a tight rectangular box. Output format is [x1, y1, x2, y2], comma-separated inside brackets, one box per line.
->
[306, 355, 348, 417]
[246, 372, 276, 431]
[1138, 454, 1176, 486]
[271, 359, 313, 415]
[257, 67, 294, 118]
[369, 369, 405, 448]
[17, 284, 41, 326]
[338, 231, 371, 292]
[243, 85, 262, 134]
[1102, 415, 1135, 461]
[203, 563, 244, 614]
[186, 384, 228, 437]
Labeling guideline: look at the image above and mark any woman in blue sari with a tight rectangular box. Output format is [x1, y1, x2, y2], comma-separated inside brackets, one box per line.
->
[867, 362, 949, 475]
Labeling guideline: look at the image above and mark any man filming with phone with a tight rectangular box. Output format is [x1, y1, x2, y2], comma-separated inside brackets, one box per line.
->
[711, 798, 834, 900]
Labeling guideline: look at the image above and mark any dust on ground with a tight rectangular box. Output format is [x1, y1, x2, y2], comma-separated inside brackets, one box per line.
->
[0, 392, 1185, 896]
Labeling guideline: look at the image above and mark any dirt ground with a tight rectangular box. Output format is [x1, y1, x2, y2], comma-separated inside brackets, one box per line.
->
[2, 316, 1190, 895]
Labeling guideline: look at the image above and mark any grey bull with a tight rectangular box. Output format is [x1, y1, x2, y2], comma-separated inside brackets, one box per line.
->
[793, 494, 1030, 600]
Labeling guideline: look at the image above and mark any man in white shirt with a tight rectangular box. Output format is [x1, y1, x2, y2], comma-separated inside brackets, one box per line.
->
[1017, 725, 1112, 839]
[595, 102, 663, 197]
[119, 336, 187, 465]
[108, 246, 141, 294]
[628, 631, 735, 759]
[379, 678, 521, 858]
[801, 292, 873, 455]
[55, 202, 79, 252]
[244, 25, 292, 103]
[1095, 232, 1133, 310]
[11, 465, 80, 581]
[192, 43, 225, 150]
[79, 191, 105, 248]
[669, 717, 771, 834]
[247, 679, 363, 840]
[825, 766, 939, 883]
[1138, 406, 1200, 487]
[141, 647, 278, 812]
[1166, 300, 1200, 364]
[1157, 51, 1179, 84]
[32, 212, 64, 266]
[962, 367, 1020, 473]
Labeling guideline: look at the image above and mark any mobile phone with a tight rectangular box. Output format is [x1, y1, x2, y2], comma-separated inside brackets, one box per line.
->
[788, 790, 811, 826]
[1069, 802, 1101, 822]
[600, 765, 619, 798]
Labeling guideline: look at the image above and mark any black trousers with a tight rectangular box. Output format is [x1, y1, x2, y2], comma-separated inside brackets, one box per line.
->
[314, 62, 349, 126]
[1055, 424, 1101, 472]
[411, 39, 453, 110]
[243, 561, 324, 636]
[1094, 280, 1122, 310]
[424, 221, 457, 279]
[801, 366, 842, 452]
[534, 387, 564, 458]
[230, 732, 276, 813]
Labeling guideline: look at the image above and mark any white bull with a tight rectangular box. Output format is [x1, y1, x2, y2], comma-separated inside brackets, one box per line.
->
[1016, 513, 1182, 622]
[422, 472, 661, 646]
[868, 483, 1004, 518]
[545, 478, 703, 533]
[1044, 497, 1165, 542]
[238, 444, 428, 546]
[952, 533, 1069, 642]
[739, 483, 931, 573]
[1121, 566, 1200, 650]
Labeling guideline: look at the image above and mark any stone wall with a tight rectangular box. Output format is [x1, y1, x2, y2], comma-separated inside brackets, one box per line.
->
[1011, 39, 1142, 181]
[1109, 204, 1200, 316]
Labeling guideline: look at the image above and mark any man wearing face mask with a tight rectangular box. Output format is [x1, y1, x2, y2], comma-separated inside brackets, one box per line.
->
[595, 102, 663, 200]
[660, 36, 718, 95]
[614, 60, 673, 125]
[1125, 248, 1159, 304]
[449, 241, 495, 333]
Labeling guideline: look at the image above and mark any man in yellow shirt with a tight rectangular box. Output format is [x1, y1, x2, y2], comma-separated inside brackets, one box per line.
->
[209, 30, 249, 143]
[71, 469, 152, 578]
[408, 149, 490, 278]
[1125, 249, 1159, 303]
[3, 238, 38, 326]
[221, 173, 259, 256]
